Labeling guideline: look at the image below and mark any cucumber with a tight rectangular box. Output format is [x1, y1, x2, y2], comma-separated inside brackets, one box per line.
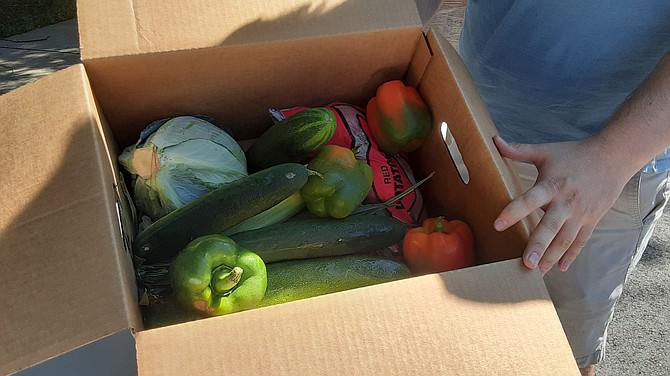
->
[133, 163, 310, 263]
[246, 107, 337, 171]
[257, 255, 411, 308]
[230, 214, 408, 263]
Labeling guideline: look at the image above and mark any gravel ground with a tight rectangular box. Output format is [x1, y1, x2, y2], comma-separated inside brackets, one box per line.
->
[599, 213, 670, 375]
[430, 3, 670, 375]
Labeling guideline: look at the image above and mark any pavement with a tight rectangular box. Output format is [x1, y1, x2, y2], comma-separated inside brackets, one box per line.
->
[1, 13, 669, 376]
[0, 18, 80, 95]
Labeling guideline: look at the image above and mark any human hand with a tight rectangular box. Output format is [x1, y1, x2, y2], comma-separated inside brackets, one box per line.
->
[492, 135, 631, 275]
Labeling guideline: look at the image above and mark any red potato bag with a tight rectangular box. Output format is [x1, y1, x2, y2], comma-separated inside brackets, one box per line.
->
[270, 102, 425, 225]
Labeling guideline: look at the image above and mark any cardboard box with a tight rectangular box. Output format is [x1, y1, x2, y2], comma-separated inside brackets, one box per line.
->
[0, 0, 579, 374]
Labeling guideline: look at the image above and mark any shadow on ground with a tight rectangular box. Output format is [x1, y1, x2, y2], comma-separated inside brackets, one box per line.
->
[0, 19, 79, 95]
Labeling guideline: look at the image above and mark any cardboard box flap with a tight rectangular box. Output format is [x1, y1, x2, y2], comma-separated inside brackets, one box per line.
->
[411, 30, 539, 264]
[135, 259, 578, 375]
[77, 0, 423, 60]
[82, 29, 423, 149]
[0, 66, 140, 374]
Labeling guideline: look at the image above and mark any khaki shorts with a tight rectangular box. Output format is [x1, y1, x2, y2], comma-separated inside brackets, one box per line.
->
[512, 161, 670, 368]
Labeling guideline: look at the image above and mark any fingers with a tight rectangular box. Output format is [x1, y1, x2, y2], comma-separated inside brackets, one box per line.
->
[526, 222, 591, 275]
[493, 135, 543, 163]
[494, 183, 552, 232]
[495, 179, 591, 275]
[516, 200, 592, 276]
[558, 227, 592, 271]
[527, 219, 579, 275]
[492, 136, 599, 275]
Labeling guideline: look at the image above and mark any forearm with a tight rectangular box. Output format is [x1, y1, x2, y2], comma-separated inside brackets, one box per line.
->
[591, 50, 670, 177]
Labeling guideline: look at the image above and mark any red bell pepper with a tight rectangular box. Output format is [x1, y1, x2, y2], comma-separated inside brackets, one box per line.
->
[366, 80, 433, 155]
[402, 216, 475, 275]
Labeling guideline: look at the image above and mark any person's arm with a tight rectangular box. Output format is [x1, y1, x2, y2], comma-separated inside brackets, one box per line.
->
[493, 50, 670, 275]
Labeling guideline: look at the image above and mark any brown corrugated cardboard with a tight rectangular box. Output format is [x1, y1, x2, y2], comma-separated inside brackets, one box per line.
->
[83, 29, 423, 149]
[77, 0, 423, 59]
[0, 0, 578, 374]
[136, 259, 576, 376]
[412, 30, 539, 263]
[0, 65, 140, 373]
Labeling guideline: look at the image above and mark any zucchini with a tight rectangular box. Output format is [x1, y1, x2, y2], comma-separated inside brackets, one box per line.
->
[133, 163, 310, 263]
[229, 214, 408, 263]
[246, 107, 337, 171]
[258, 254, 411, 308]
[221, 191, 305, 237]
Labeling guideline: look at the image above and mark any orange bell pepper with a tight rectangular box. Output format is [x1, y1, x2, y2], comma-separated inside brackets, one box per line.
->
[402, 216, 475, 275]
[366, 80, 433, 156]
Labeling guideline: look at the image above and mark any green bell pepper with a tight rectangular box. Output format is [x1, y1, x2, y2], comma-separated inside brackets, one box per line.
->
[300, 145, 373, 219]
[170, 234, 267, 316]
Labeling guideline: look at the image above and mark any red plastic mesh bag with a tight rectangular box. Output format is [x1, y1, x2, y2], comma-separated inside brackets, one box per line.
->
[270, 102, 425, 224]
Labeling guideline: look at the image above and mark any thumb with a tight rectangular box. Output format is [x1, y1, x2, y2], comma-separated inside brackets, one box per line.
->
[493, 135, 543, 163]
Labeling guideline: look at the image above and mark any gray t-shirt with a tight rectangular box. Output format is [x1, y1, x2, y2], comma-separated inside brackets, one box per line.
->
[458, 1, 670, 172]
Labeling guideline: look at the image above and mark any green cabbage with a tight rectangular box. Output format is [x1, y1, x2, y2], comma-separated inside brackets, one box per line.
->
[118, 116, 247, 220]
